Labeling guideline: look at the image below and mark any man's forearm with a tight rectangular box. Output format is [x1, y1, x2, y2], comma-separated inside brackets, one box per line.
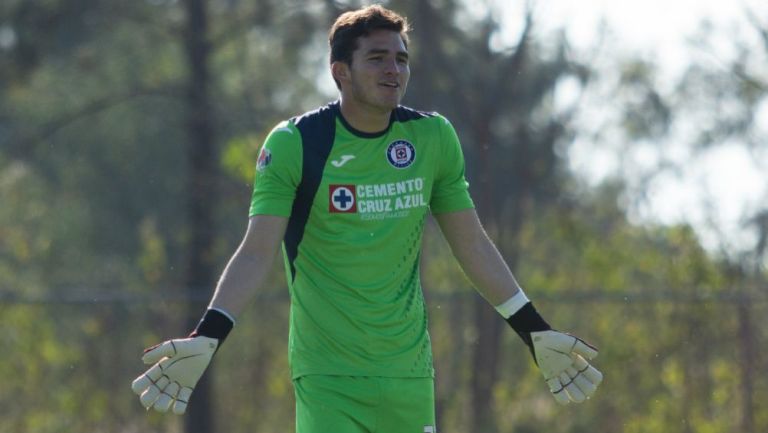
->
[207, 215, 287, 319]
[208, 245, 280, 318]
[454, 230, 522, 305]
[435, 209, 521, 306]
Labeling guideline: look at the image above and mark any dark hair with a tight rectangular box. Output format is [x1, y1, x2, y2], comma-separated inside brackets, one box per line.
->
[328, 5, 410, 88]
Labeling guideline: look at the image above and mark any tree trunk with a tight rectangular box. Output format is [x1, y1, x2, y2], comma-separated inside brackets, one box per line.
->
[470, 297, 503, 433]
[468, 92, 504, 432]
[737, 301, 755, 433]
[182, 0, 217, 432]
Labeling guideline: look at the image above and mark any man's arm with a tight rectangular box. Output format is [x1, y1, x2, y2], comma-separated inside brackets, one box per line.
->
[433, 208, 521, 306]
[208, 215, 288, 318]
[131, 215, 287, 414]
[434, 208, 603, 405]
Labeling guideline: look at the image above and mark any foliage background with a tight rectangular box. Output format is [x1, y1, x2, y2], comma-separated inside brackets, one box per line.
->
[1, 1, 766, 432]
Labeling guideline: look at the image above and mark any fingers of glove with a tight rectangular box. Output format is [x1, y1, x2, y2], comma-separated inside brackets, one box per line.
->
[571, 336, 599, 360]
[131, 363, 163, 395]
[572, 354, 603, 386]
[583, 364, 603, 388]
[139, 375, 170, 409]
[152, 382, 180, 413]
[142, 340, 180, 364]
[172, 387, 193, 415]
[142, 341, 162, 354]
[576, 360, 604, 388]
[560, 371, 586, 403]
[157, 356, 178, 372]
[546, 377, 571, 405]
[157, 356, 201, 389]
[567, 366, 597, 398]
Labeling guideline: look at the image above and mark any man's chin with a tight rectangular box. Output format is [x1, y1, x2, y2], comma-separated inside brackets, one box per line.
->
[352, 93, 403, 113]
[378, 95, 403, 111]
[366, 101, 398, 114]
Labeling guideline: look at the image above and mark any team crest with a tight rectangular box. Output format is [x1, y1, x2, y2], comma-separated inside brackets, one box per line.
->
[386, 140, 416, 169]
[256, 147, 272, 172]
[329, 185, 357, 213]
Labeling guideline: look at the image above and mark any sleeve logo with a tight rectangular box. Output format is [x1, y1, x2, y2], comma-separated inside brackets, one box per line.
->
[386, 140, 416, 169]
[329, 185, 357, 213]
[256, 147, 272, 172]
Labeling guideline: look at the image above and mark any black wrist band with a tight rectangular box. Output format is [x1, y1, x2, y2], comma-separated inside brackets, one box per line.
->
[192, 308, 234, 342]
[505, 302, 551, 357]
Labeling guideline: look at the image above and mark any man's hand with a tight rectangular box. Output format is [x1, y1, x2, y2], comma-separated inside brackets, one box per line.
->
[531, 330, 603, 405]
[501, 297, 603, 405]
[131, 336, 218, 414]
[131, 308, 234, 414]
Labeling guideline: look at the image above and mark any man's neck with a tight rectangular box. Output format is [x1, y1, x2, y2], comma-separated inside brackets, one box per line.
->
[338, 97, 392, 134]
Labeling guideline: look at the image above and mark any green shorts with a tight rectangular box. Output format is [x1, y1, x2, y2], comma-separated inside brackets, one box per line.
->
[293, 375, 437, 433]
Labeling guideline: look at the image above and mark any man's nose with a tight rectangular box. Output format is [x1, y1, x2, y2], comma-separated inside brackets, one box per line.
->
[383, 58, 400, 75]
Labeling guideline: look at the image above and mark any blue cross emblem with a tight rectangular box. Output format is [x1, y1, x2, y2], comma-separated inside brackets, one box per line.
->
[330, 186, 355, 212]
[334, 189, 353, 208]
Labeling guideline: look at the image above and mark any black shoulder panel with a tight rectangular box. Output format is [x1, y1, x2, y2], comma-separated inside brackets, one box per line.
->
[284, 103, 337, 280]
[393, 105, 437, 123]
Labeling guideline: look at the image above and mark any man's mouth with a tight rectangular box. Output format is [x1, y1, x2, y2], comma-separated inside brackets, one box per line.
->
[379, 82, 399, 88]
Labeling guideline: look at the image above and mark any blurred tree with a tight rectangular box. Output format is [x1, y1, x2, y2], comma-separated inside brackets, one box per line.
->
[1, 1, 767, 433]
[180, 0, 218, 431]
[0, 0, 327, 431]
[607, 12, 768, 432]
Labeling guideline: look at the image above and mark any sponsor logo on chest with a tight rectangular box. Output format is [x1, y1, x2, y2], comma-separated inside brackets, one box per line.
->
[329, 177, 427, 219]
[328, 185, 357, 213]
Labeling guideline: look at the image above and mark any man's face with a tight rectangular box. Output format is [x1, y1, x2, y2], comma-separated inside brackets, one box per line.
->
[336, 29, 410, 113]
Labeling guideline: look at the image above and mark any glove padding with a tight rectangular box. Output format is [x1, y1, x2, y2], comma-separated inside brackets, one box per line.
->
[131, 336, 218, 414]
[531, 330, 603, 405]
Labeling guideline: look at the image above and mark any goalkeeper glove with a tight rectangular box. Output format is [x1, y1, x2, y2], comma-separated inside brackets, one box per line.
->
[499, 292, 603, 404]
[131, 308, 234, 414]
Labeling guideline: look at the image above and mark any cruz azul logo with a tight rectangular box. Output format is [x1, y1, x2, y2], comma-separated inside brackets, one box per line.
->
[329, 185, 357, 213]
[329, 178, 427, 220]
[386, 140, 416, 169]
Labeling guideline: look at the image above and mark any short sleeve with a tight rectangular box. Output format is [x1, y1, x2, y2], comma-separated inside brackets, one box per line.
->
[429, 116, 475, 214]
[249, 121, 303, 217]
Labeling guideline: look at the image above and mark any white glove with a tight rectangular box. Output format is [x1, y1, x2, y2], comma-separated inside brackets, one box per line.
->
[131, 335, 218, 414]
[531, 330, 603, 405]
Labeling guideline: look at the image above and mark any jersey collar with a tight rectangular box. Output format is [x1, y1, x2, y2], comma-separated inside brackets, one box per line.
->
[332, 100, 395, 139]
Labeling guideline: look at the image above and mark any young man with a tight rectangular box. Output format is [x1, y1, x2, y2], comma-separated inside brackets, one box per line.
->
[131, 5, 602, 432]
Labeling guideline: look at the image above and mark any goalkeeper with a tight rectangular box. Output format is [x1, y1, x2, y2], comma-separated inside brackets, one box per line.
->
[132, 5, 602, 432]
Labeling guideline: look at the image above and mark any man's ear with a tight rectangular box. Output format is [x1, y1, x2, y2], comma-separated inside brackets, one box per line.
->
[331, 61, 350, 85]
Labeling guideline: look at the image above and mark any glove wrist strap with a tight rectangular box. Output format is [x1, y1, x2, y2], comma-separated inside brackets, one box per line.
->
[192, 308, 235, 342]
[505, 302, 551, 357]
[495, 289, 530, 318]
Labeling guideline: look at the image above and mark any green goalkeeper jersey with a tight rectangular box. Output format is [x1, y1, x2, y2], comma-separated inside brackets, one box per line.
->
[249, 101, 474, 379]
